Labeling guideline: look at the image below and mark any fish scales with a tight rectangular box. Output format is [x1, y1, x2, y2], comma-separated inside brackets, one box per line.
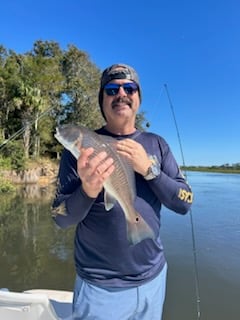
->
[55, 124, 155, 245]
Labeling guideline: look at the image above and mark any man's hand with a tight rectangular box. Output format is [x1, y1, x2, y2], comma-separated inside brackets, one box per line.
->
[116, 139, 151, 176]
[77, 148, 115, 198]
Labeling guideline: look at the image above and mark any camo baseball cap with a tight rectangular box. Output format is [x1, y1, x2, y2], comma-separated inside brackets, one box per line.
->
[98, 63, 142, 119]
[100, 64, 141, 89]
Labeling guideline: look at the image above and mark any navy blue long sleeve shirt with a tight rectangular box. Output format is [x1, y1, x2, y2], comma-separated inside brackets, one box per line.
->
[52, 127, 193, 288]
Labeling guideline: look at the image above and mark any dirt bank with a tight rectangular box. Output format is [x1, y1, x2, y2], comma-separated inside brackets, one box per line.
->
[1, 158, 59, 187]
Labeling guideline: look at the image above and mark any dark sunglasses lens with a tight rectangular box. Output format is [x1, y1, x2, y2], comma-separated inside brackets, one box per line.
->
[104, 84, 120, 96]
[122, 83, 138, 94]
[104, 83, 138, 96]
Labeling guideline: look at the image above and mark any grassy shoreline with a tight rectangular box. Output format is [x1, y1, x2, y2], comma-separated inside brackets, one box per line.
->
[181, 166, 240, 174]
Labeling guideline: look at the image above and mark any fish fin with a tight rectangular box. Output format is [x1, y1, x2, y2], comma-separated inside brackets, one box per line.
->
[126, 213, 155, 245]
[104, 191, 117, 211]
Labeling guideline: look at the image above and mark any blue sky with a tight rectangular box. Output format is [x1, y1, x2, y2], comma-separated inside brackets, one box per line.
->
[1, 0, 239, 166]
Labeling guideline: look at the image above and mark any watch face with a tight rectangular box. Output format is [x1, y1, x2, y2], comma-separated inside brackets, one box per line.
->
[144, 155, 160, 180]
[151, 155, 160, 176]
[152, 164, 160, 176]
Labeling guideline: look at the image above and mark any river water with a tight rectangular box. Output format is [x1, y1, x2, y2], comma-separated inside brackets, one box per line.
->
[0, 172, 239, 319]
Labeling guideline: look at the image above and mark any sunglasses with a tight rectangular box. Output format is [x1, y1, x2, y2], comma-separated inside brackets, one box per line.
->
[104, 82, 138, 96]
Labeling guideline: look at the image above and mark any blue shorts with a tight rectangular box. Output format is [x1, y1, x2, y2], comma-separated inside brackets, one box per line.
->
[72, 263, 167, 320]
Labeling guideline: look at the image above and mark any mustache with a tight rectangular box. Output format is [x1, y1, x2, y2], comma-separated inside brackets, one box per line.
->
[111, 97, 132, 108]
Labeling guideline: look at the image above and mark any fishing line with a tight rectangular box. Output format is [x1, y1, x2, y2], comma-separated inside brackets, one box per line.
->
[0, 105, 56, 151]
[164, 84, 201, 319]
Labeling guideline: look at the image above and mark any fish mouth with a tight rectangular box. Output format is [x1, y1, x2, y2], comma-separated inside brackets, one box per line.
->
[56, 125, 82, 143]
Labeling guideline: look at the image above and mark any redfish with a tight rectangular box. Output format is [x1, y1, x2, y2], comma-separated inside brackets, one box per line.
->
[55, 124, 155, 245]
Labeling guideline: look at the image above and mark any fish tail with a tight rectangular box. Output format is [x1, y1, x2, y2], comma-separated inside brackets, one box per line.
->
[126, 213, 155, 245]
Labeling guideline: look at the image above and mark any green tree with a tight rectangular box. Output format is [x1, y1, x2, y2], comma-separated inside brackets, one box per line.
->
[61, 45, 104, 128]
[12, 82, 45, 158]
[23, 41, 64, 157]
[0, 40, 148, 166]
[135, 111, 150, 131]
[0, 48, 23, 140]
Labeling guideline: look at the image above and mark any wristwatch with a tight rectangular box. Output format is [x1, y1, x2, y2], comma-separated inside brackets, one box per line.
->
[144, 155, 161, 180]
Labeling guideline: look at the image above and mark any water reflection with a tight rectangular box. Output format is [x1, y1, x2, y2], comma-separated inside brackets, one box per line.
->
[19, 184, 56, 200]
[0, 173, 240, 319]
[161, 172, 240, 319]
[0, 185, 75, 292]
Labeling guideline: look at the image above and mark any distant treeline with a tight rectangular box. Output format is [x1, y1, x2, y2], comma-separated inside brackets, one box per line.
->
[181, 164, 240, 174]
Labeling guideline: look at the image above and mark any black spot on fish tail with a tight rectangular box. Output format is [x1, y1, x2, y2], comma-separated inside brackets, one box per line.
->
[127, 213, 155, 245]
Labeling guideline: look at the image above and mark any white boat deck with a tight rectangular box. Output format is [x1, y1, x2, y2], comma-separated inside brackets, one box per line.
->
[0, 289, 73, 319]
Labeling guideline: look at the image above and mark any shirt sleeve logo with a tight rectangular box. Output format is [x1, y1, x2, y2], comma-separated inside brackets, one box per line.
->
[178, 188, 193, 203]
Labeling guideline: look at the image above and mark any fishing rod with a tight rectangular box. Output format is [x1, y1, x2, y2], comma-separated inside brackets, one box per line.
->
[0, 105, 56, 151]
[164, 84, 201, 319]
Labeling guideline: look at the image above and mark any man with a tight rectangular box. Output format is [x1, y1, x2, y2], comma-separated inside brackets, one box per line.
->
[52, 63, 193, 319]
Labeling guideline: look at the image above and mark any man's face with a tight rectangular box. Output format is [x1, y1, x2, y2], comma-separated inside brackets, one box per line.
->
[102, 78, 140, 124]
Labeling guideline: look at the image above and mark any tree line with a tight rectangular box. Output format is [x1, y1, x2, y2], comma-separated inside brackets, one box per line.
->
[0, 40, 147, 171]
[182, 163, 240, 174]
